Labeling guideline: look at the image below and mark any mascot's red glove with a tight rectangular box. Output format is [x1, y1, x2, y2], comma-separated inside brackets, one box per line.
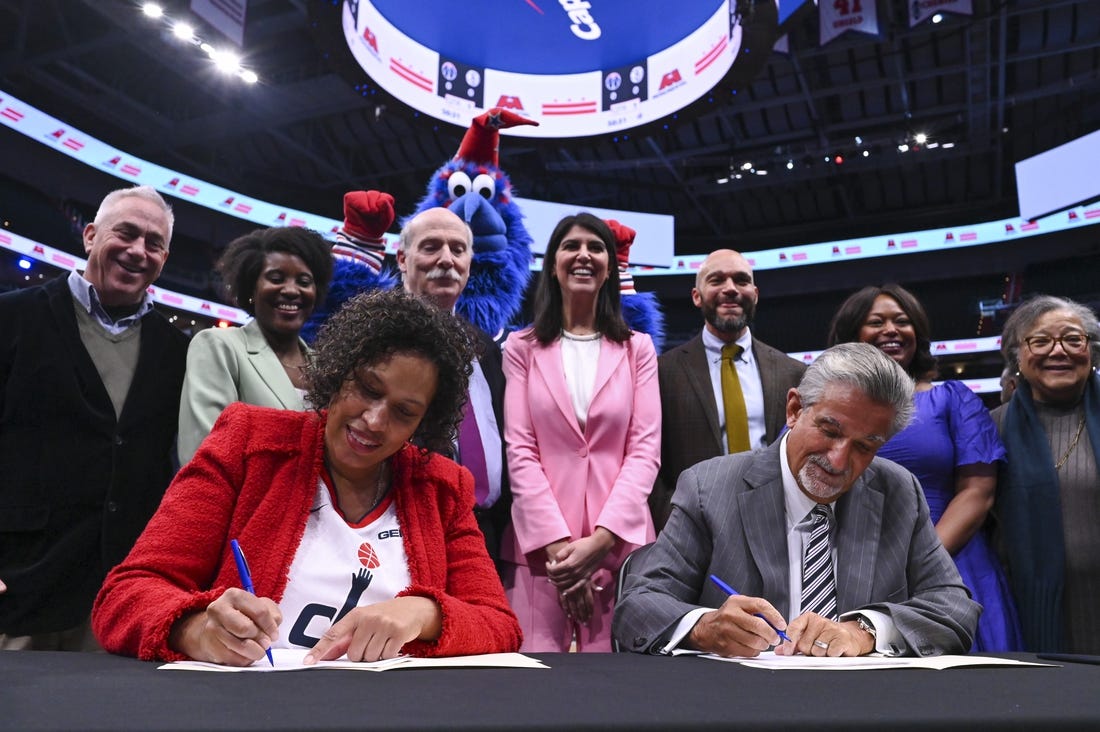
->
[343, 190, 395, 246]
[605, 219, 636, 269]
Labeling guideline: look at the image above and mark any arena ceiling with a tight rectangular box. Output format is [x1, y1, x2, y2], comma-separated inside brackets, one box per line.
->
[2, 0, 1097, 257]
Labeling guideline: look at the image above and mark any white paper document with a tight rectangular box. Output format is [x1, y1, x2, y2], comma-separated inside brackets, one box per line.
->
[159, 648, 549, 672]
[702, 651, 1054, 670]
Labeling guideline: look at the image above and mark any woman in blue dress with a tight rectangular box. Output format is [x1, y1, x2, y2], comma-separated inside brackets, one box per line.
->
[828, 284, 1022, 652]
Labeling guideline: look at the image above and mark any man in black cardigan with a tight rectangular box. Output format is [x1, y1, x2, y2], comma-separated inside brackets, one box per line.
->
[0, 185, 188, 649]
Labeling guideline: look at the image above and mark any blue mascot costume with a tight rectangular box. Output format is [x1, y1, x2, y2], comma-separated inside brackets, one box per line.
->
[408, 108, 537, 343]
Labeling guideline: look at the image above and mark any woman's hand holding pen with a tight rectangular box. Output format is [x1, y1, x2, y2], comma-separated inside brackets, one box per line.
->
[169, 588, 282, 666]
[686, 594, 789, 658]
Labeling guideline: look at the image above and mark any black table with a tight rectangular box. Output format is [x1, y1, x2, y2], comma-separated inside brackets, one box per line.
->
[2, 651, 1098, 731]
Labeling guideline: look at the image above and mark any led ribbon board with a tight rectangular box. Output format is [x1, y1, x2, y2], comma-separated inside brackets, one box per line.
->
[342, 0, 746, 137]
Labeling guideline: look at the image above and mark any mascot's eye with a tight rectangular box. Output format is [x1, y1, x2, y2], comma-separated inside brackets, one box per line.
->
[472, 174, 496, 200]
[447, 171, 473, 200]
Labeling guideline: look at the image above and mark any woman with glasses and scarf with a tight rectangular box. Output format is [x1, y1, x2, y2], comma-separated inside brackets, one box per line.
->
[992, 295, 1100, 653]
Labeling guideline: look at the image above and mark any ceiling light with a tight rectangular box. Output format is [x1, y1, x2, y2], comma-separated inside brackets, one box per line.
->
[740, 162, 753, 171]
[854, 136, 863, 145]
[211, 49, 241, 74]
[942, 142, 955, 149]
[142, 3, 164, 18]
[756, 169, 768, 175]
[172, 22, 195, 42]
[898, 143, 910, 152]
[932, 13, 944, 23]
[862, 149, 870, 157]
[786, 160, 794, 170]
[926, 141, 940, 149]
[914, 132, 928, 144]
[716, 177, 729, 184]
[240, 69, 259, 84]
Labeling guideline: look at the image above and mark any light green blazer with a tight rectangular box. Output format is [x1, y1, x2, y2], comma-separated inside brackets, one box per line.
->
[177, 319, 309, 464]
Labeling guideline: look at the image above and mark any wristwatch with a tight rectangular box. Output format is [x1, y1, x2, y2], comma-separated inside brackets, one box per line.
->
[855, 614, 878, 642]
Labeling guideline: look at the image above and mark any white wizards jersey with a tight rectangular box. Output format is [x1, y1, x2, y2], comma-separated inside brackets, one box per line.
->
[274, 478, 412, 650]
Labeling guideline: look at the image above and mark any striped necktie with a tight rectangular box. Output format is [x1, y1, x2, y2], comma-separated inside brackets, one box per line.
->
[801, 503, 838, 620]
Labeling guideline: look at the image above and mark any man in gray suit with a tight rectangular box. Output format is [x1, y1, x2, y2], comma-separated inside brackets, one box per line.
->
[614, 343, 978, 658]
[650, 249, 806, 530]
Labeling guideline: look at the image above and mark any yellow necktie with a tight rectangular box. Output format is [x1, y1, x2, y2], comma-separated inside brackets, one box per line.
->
[721, 343, 751, 454]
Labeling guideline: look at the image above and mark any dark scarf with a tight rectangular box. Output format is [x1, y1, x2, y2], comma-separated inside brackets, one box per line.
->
[998, 371, 1100, 651]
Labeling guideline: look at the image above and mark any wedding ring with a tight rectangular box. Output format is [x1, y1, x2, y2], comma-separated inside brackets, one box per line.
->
[813, 639, 829, 650]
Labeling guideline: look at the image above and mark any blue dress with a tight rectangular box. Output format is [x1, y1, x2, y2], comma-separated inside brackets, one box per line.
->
[876, 381, 1023, 652]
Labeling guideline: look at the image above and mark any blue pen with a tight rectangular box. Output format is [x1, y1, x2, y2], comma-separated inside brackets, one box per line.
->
[230, 539, 275, 666]
[708, 574, 792, 644]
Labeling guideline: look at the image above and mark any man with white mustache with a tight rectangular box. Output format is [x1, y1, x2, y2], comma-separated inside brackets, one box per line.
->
[614, 343, 979, 658]
[0, 185, 189, 651]
[397, 208, 509, 572]
[650, 248, 806, 530]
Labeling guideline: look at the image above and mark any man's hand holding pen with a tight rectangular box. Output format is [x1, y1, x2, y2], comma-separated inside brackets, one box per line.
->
[686, 594, 790, 657]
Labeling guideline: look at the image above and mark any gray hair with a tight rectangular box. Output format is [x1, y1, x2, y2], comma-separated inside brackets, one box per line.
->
[798, 342, 915, 435]
[1000, 295, 1100, 372]
[94, 185, 175, 246]
[398, 208, 473, 252]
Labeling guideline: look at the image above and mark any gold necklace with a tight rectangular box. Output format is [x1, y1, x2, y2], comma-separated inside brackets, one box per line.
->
[368, 459, 391, 511]
[1055, 414, 1087, 471]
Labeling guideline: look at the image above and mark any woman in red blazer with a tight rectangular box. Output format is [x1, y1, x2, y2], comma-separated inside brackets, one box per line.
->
[93, 289, 521, 665]
[502, 213, 661, 652]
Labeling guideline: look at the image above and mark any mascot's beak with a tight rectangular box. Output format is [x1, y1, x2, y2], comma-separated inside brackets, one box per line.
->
[450, 194, 507, 253]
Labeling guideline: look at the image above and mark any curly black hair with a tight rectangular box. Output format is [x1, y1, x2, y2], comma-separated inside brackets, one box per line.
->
[217, 227, 334, 315]
[305, 288, 476, 455]
[827, 283, 937, 381]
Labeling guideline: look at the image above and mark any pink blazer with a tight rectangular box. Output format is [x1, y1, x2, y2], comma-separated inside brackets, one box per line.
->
[501, 330, 661, 571]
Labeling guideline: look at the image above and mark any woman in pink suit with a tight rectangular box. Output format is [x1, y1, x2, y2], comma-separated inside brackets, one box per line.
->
[502, 213, 661, 652]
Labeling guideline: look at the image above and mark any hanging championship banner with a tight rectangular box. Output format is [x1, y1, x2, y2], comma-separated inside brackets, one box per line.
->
[908, 0, 973, 28]
[820, 0, 879, 46]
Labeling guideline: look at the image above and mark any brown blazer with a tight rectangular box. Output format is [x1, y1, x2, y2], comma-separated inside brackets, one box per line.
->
[649, 332, 806, 530]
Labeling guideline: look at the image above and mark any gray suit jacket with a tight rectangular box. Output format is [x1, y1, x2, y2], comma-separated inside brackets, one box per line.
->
[614, 441, 979, 656]
[650, 333, 806, 529]
[177, 319, 308, 464]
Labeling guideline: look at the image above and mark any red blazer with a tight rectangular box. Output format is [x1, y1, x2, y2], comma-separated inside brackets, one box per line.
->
[92, 403, 521, 661]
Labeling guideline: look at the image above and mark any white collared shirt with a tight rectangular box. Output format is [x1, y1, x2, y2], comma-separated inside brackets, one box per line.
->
[700, 326, 766, 451]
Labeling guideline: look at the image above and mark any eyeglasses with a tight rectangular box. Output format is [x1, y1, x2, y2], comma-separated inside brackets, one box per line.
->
[1023, 333, 1091, 356]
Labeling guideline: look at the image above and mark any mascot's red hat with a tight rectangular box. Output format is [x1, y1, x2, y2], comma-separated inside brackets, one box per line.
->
[342, 190, 395, 246]
[606, 218, 637, 295]
[454, 108, 538, 166]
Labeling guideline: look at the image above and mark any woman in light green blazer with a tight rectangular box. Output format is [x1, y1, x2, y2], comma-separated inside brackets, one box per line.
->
[177, 227, 333, 464]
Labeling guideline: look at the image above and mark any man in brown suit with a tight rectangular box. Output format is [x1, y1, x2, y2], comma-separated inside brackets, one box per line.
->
[650, 249, 806, 530]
